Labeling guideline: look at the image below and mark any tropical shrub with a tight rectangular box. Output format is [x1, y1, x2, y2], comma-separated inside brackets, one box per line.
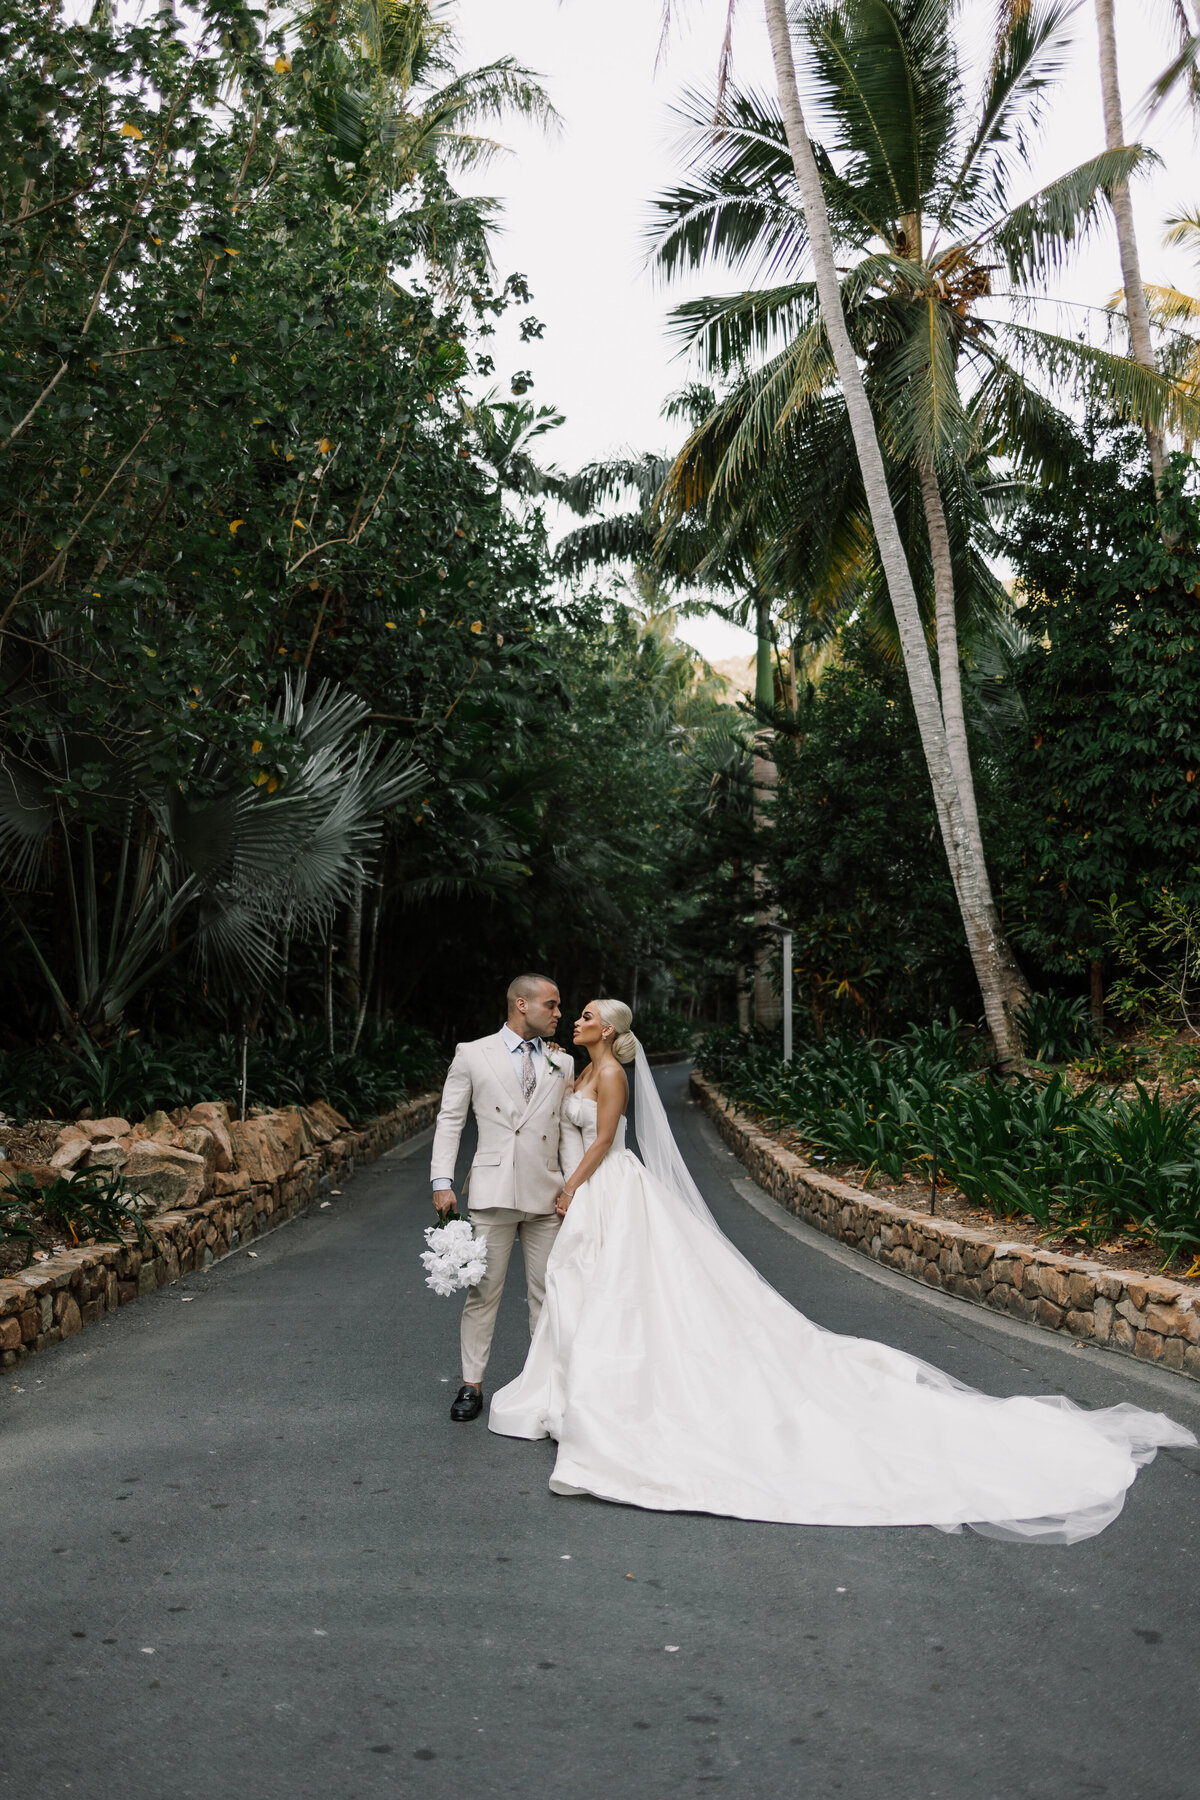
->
[0, 1022, 443, 1124]
[1004, 441, 1200, 984]
[634, 1009, 695, 1056]
[1016, 993, 1096, 1064]
[696, 1026, 1200, 1265]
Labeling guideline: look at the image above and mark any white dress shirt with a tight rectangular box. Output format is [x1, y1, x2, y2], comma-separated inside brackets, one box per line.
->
[432, 1027, 544, 1191]
[499, 1023, 545, 1088]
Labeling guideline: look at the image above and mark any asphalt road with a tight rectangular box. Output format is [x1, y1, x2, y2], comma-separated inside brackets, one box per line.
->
[4, 1064, 1200, 1800]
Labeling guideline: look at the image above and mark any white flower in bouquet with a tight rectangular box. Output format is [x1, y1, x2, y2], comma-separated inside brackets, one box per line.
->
[420, 1211, 488, 1296]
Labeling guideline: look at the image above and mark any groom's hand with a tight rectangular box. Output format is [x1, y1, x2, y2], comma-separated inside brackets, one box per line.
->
[433, 1190, 458, 1217]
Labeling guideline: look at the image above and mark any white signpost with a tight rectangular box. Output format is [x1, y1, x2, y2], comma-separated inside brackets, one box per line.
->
[782, 929, 793, 1064]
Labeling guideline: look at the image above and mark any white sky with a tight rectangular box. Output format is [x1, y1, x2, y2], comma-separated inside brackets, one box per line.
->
[454, 1, 1200, 661]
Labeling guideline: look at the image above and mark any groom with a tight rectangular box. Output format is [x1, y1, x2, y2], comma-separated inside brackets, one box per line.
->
[430, 973, 571, 1422]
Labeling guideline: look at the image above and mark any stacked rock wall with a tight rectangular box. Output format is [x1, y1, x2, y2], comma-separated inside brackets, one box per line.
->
[691, 1072, 1200, 1380]
[0, 1091, 438, 1368]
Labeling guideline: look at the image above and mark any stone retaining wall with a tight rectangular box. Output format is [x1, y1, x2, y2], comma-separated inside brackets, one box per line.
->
[0, 1091, 438, 1368]
[691, 1071, 1200, 1381]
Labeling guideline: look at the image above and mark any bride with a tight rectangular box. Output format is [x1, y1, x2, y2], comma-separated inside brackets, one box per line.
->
[489, 999, 1196, 1543]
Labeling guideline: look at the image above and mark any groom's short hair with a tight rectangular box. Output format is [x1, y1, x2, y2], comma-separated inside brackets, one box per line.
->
[507, 972, 557, 1005]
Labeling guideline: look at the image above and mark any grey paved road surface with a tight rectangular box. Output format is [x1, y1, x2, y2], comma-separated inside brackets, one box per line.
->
[4, 1065, 1200, 1799]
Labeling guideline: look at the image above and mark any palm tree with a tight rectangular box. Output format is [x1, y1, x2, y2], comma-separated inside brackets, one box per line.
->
[0, 677, 418, 1039]
[1094, 0, 1165, 489]
[1143, 0, 1200, 118]
[298, 0, 559, 274]
[656, 0, 1198, 1064]
[1143, 208, 1200, 430]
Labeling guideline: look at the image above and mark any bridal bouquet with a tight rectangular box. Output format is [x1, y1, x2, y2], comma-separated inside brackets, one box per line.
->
[420, 1211, 488, 1297]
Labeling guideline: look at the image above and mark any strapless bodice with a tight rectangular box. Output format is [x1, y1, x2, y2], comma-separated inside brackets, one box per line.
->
[564, 1091, 626, 1153]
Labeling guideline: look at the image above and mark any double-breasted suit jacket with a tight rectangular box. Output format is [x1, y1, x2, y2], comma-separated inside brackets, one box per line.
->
[430, 1032, 571, 1212]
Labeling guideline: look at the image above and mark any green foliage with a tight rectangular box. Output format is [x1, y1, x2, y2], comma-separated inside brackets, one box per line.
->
[1074, 1041, 1153, 1084]
[768, 623, 1019, 1032]
[38, 1166, 150, 1249]
[651, 1, 1197, 665]
[1096, 889, 1200, 1034]
[0, 0, 731, 1049]
[0, 1021, 442, 1124]
[0, 1190, 42, 1267]
[1005, 440, 1200, 975]
[697, 1024, 1200, 1262]
[1015, 992, 1096, 1064]
[634, 1008, 695, 1055]
[0, 1165, 147, 1267]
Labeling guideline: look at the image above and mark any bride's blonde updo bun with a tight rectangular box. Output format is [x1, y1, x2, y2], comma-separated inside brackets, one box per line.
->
[593, 998, 637, 1064]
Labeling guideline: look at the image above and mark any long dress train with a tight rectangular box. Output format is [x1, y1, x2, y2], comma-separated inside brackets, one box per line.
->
[489, 1092, 1195, 1543]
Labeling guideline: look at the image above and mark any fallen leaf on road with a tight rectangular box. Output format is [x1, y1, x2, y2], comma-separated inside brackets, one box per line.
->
[246, 1251, 258, 1258]
[664, 1646, 680, 1653]
[319, 1202, 331, 1209]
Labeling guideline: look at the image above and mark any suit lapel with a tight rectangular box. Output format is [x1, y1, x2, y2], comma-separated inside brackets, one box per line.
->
[484, 1032, 524, 1108]
[514, 1048, 562, 1129]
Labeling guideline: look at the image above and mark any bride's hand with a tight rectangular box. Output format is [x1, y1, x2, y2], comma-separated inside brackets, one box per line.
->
[554, 1188, 574, 1217]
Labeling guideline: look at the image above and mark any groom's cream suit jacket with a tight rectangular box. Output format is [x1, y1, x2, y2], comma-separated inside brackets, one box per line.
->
[430, 1032, 570, 1213]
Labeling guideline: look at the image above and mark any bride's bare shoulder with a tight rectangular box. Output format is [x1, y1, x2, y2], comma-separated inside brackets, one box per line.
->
[596, 1059, 629, 1104]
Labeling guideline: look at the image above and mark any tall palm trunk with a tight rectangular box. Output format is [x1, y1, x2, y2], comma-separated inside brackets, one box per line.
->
[918, 460, 1027, 1022]
[761, 0, 1028, 1065]
[919, 460, 983, 855]
[1094, 0, 1166, 491]
[753, 590, 782, 1029]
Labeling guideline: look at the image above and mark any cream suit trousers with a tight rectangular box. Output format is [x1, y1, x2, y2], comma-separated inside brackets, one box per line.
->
[461, 1207, 560, 1384]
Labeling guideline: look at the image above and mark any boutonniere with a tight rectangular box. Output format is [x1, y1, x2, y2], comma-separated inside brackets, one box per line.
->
[541, 1041, 572, 1078]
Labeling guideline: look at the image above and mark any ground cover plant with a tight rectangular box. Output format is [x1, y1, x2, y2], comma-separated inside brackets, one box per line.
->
[0, 1022, 442, 1126]
[0, 1165, 148, 1273]
[697, 1025, 1200, 1271]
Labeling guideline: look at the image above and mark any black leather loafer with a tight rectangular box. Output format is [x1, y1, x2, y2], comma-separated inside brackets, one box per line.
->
[450, 1384, 483, 1422]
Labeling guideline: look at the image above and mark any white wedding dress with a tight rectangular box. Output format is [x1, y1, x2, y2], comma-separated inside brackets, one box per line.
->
[489, 1065, 1195, 1543]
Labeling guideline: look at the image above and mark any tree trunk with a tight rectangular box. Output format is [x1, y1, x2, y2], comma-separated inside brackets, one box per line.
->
[343, 874, 363, 1011]
[350, 886, 382, 1054]
[323, 935, 335, 1054]
[1089, 957, 1105, 1034]
[919, 462, 983, 852]
[754, 590, 774, 713]
[751, 592, 783, 1029]
[761, 0, 1028, 1066]
[1094, 0, 1165, 491]
[735, 962, 751, 1033]
[918, 464, 1026, 1012]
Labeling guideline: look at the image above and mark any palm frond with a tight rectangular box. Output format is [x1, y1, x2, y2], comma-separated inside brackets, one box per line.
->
[1142, 283, 1200, 329]
[804, 0, 960, 230]
[0, 756, 54, 889]
[983, 145, 1158, 286]
[1140, 0, 1200, 121]
[1004, 320, 1200, 440]
[665, 283, 819, 370]
[872, 295, 972, 466]
[940, 0, 1078, 231]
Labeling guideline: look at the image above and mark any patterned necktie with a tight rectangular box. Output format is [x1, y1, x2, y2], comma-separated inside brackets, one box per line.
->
[518, 1039, 536, 1103]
